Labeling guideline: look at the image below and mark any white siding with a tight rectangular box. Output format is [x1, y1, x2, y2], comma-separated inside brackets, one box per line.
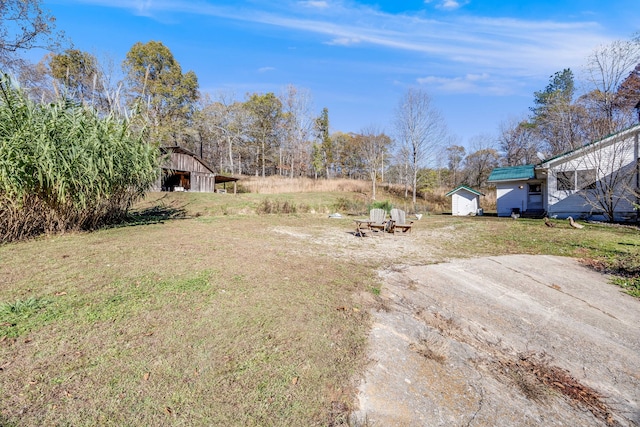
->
[546, 131, 638, 220]
[495, 184, 527, 217]
[451, 190, 479, 216]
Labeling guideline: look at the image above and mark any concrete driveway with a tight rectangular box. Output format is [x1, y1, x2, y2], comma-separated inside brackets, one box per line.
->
[352, 255, 640, 426]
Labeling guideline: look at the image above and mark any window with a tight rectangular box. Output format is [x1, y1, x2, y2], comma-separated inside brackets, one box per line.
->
[557, 171, 574, 191]
[577, 169, 597, 190]
[528, 184, 541, 194]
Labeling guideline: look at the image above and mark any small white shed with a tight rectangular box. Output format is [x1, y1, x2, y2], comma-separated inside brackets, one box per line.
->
[445, 185, 484, 216]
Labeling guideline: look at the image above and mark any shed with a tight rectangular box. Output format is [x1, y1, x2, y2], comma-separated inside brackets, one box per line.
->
[155, 146, 239, 193]
[445, 185, 484, 216]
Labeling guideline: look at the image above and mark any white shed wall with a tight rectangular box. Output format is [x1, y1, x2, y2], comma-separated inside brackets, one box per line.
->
[451, 191, 479, 216]
[495, 184, 527, 217]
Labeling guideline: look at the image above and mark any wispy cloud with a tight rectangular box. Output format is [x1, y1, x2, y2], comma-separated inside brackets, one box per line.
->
[325, 37, 362, 46]
[134, 0, 153, 14]
[417, 73, 513, 95]
[426, 0, 470, 11]
[298, 0, 329, 8]
[65, 0, 616, 95]
[258, 66, 276, 73]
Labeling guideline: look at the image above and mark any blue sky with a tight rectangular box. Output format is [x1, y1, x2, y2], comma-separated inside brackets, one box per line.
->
[37, 0, 639, 146]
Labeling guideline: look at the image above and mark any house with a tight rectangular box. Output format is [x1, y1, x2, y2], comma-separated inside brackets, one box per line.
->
[487, 164, 540, 217]
[488, 124, 640, 221]
[154, 146, 238, 193]
[445, 185, 484, 216]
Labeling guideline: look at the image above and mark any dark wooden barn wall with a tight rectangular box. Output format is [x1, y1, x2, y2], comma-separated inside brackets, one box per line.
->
[150, 152, 216, 192]
[191, 172, 216, 192]
[169, 153, 212, 174]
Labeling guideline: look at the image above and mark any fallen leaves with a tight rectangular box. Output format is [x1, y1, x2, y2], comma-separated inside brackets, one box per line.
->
[496, 352, 614, 425]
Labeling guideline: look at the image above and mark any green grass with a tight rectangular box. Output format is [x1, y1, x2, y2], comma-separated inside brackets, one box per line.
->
[0, 273, 215, 338]
[0, 195, 377, 425]
[0, 297, 53, 338]
[0, 191, 638, 426]
[611, 276, 640, 297]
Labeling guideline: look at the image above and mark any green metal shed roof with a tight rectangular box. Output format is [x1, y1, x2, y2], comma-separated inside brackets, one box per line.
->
[445, 185, 484, 197]
[487, 165, 535, 182]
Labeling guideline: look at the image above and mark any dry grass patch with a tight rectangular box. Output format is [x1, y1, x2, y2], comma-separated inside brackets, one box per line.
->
[240, 176, 371, 195]
[2, 192, 638, 426]
[0, 203, 379, 426]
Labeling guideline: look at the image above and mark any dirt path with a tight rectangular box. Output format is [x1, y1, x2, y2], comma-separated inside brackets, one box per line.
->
[351, 255, 640, 427]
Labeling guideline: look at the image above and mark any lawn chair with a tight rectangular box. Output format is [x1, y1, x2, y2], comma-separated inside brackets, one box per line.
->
[390, 208, 413, 233]
[353, 208, 389, 236]
[368, 208, 388, 233]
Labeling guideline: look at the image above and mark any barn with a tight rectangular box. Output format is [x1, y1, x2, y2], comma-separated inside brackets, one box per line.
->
[445, 185, 484, 216]
[154, 146, 238, 193]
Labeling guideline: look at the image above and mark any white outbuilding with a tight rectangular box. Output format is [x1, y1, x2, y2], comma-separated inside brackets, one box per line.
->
[445, 185, 484, 216]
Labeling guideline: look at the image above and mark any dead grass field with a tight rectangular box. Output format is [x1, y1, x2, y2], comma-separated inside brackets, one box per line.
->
[1, 190, 638, 426]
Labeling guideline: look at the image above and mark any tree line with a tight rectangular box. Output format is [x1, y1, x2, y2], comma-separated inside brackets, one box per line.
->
[2, 1, 640, 206]
[497, 37, 640, 165]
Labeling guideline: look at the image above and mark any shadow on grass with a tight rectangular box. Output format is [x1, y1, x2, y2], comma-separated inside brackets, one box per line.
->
[110, 202, 189, 229]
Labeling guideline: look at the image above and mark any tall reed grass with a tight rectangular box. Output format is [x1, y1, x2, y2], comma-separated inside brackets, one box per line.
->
[0, 75, 159, 242]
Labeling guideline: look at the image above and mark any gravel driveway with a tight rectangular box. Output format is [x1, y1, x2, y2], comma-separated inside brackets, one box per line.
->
[351, 255, 640, 427]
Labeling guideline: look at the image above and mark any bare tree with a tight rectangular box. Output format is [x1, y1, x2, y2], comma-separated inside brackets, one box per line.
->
[279, 84, 314, 178]
[15, 55, 55, 102]
[394, 88, 447, 205]
[584, 36, 640, 136]
[359, 126, 392, 200]
[498, 117, 543, 165]
[0, 0, 63, 70]
[446, 144, 466, 187]
[193, 92, 249, 174]
[462, 134, 500, 188]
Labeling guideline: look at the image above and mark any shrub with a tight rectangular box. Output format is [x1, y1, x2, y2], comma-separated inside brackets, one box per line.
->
[370, 200, 392, 213]
[256, 198, 298, 214]
[332, 196, 367, 215]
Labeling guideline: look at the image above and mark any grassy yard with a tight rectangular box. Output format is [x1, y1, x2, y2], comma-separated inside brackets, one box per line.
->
[1, 191, 638, 426]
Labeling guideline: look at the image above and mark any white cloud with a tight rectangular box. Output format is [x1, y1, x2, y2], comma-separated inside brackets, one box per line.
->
[299, 1, 329, 8]
[465, 73, 489, 81]
[326, 37, 362, 46]
[134, 0, 152, 11]
[437, 0, 465, 10]
[68, 0, 616, 95]
[218, 5, 609, 82]
[258, 67, 276, 73]
[424, 0, 469, 10]
[417, 73, 512, 95]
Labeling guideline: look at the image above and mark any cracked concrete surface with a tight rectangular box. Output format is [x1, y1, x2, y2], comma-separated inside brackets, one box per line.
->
[351, 255, 640, 427]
